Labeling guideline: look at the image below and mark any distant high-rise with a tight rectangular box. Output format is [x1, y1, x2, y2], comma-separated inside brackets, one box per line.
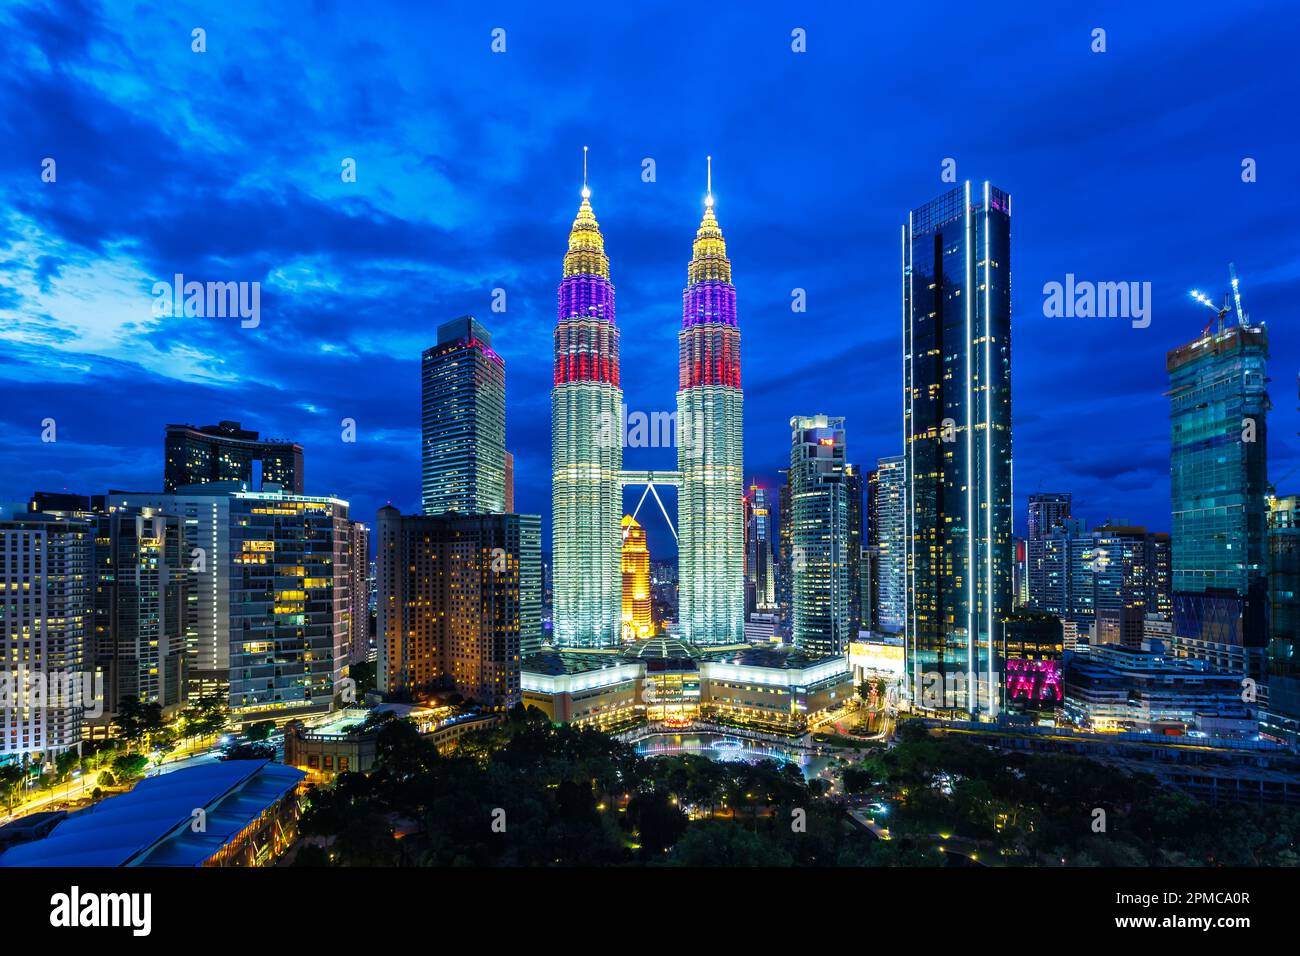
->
[164, 421, 302, 494]
[745, 482, 776, 614]
[845, 464, 865, 636]
[1167, 317, 1270, 679]
[1027, 493, 1072, 541]
[868, 455, 905, 632]
[790, 415, 850, 656]
[347, 521, 371, 666]
[1027, 493, 1072, 609]
[676, 167, 745, 645]
[1265, 495, 1300, 747]
[504, 451, 515, 513]
[421, 316, 506, 515]
[776, 472, 793, 639]
[551, 174, 623, 648]
[1, 511, 93, 762]
[377, 507, 538, 710]
[902, 182, 1012, 717]
[621, 516, 654, 641]
[93, 507, 189, 722]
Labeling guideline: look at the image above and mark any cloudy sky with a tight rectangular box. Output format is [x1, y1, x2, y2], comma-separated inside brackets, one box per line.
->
[2, 0, 1297, 559]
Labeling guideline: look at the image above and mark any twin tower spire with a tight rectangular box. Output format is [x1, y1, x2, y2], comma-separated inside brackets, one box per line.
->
[551, 149, 745, 648]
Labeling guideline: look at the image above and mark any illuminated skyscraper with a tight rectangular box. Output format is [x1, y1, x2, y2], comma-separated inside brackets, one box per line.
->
[621, 516, 654, 641]
[551, 157, 623, 647]
[902, 182, 1013, 718]
[790, 415, 850, 656]
[868, 454, 905, 632]
[745, 482, 776, 614]
[677, 160, 745, 645]
[421, 316, 506, 515]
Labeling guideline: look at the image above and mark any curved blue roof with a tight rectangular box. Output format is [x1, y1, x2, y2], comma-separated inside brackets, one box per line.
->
[0, 759, 304, 867]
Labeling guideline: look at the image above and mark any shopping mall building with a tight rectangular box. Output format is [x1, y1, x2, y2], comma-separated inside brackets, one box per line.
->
[521, 637, 852, 732]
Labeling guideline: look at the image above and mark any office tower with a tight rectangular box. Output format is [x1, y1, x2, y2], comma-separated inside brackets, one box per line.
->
[377, 507, 539, 709]
[845, 464, 865, 635]
[504, 451, 515, 513]
[347, 521, 371, 665]
[776, 472, 793, 639]
[111, 486, 353, 721]
[164, 421, 303, 494]
[1167, 318, 1270, 680]
[1013, 537, 1028, 607]
[869, 455, 905, 632]
[902, 182, 1013, 717]
[551, 175, 623, 648]
[790, 415, 850, 656]
[1027, 493, 1072, 541]
[0, 512, 93, 761]
[1264, 495, 1300, 746]
[1026, 493, 1071, 616]
[745, 482, 776, 614]
[676, 171, 745, 645]
[860, 546, 877, 632]
[621, 516, 654, 641]
[421, 316, 507, 515]
[93, 508, 189, 722]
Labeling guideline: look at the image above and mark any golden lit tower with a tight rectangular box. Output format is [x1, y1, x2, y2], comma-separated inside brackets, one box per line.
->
[621, 515, 654, 641]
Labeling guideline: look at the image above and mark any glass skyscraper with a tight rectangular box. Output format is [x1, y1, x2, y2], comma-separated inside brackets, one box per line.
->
[790, 415, 850, 657]
[745, 483, 776, 614]
[868, 454, 905, 633]
[902, 182, 1013, 717]
[421, 316, 507, 516]
[1167, 323, 1270, 595]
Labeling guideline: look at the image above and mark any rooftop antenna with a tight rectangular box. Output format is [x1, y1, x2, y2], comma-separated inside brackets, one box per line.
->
[705, 154, 713, 207]
[582, 145, 589, 199]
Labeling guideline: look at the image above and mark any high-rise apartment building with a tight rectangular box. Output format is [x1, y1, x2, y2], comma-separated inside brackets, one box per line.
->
[902, 182, 1013, 717]
[347, 521, 371, 665]
[164, 421, 303, 494]
[111, 486, 354, 721]
[92, 508, 189, 722]
[845, 464, 865, 636]
[421, 316, 507, 515]
[377, 507, 539, 709]
[1, 512, 93, 762]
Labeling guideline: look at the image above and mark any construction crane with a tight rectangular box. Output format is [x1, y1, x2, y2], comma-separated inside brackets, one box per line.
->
[1189, 263, 1250, 336]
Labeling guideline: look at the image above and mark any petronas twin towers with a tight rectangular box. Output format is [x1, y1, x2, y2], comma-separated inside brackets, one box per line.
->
[551, 157, 744, 648]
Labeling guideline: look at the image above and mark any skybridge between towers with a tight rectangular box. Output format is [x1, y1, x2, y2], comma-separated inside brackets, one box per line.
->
[619, 470, 679, 541]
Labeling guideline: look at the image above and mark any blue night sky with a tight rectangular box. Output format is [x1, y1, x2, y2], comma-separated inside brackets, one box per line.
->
[2, 0, 1298, 561]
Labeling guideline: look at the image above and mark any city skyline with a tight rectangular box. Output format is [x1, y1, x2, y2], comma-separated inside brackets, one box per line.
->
[4, 2, 1299, 565]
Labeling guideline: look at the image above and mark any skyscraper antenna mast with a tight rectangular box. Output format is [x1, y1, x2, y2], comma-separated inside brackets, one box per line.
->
[582, 145, 589, 198]
[706, 155, 713, 207]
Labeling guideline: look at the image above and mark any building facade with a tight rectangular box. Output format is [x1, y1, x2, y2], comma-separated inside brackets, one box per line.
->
[551, 182, 623, 648]
[377, 507, 539, 710]
[789, 415, 850, 657]
[745, 482, 776, 615]
[164, 421, 302, 495]
[902, 182, 1013, 717]
[868, 454, 905, 632]
[621, 516, 654, 641]
[0, 513, 93, 764]
[676, 186, 745, 645]
[421, 316, 507, 515]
